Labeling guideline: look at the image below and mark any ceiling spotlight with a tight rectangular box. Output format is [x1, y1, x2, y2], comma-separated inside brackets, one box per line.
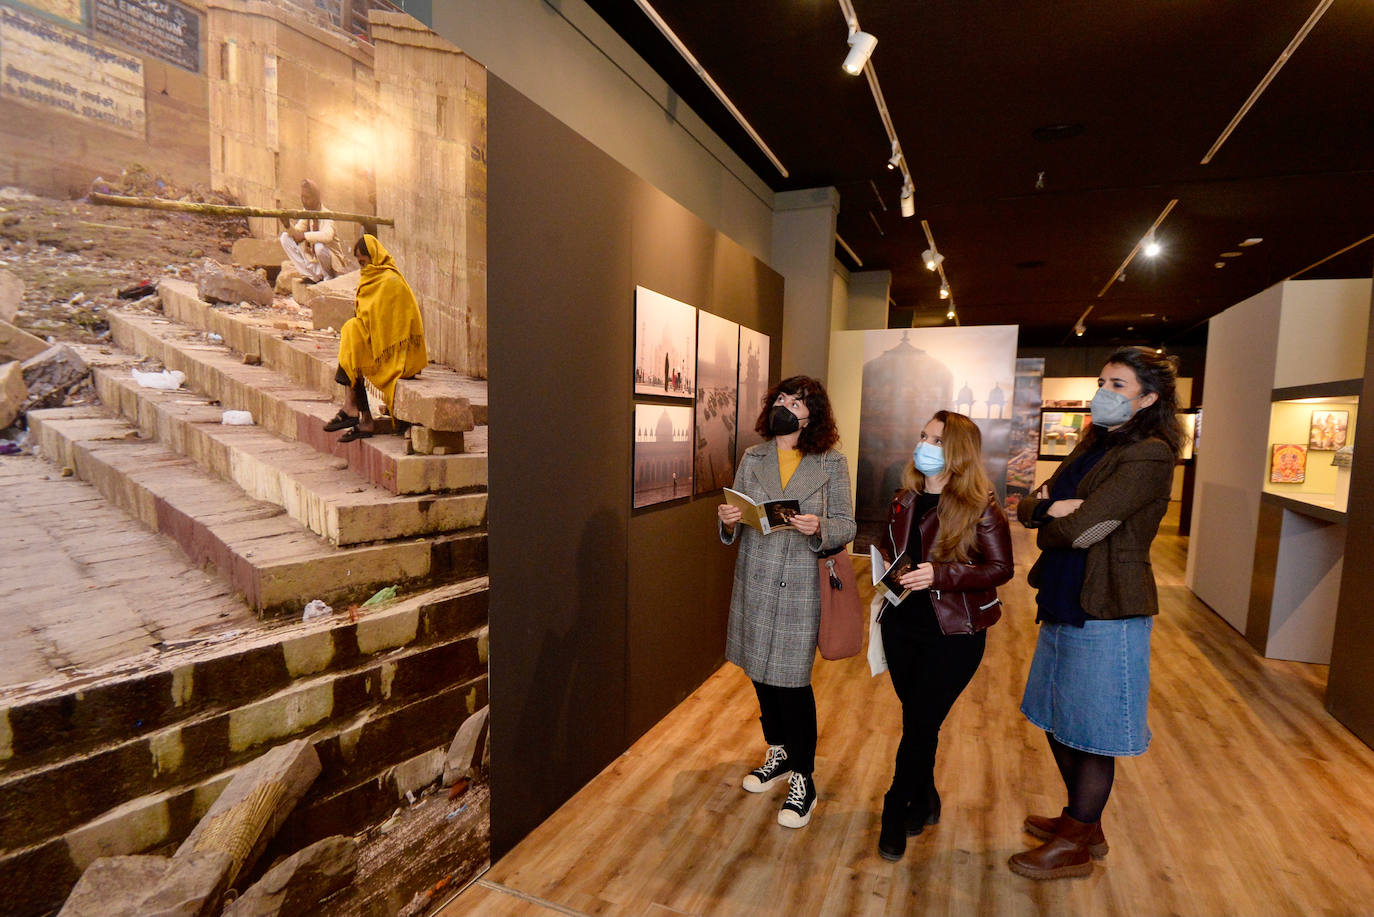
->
[1155, 347, 1164, 354]
[922, 248, 944, 271]
[843, 30, 878, 75]
[1220, 251, 1243, 258]
[939, 281, 950, 299]
[1214, 261, 1225, 268]
[1143, 236, 1162, 258]
[1239, 237, 1263, 247]
[946, 308, 956, 320]
[899, 181, 915, 218]
[887, 141, 901, 170]
[1074, 323, 1085, 337]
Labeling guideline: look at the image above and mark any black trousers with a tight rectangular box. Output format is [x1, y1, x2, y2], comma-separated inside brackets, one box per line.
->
[335, 365, 368, 413]
[880, 605, 986, 812]
[752, 681, 817, 775]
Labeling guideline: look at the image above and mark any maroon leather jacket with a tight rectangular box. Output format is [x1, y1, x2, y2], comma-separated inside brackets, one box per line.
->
[880, 490, 1015, 635]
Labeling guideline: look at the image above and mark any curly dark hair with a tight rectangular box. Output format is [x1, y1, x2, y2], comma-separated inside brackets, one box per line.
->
[753, 375, 841, 455]
[1085, 347, 1187, 458]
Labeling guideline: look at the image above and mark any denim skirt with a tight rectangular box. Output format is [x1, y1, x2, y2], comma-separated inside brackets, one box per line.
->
[1020, 616, 1153, 757]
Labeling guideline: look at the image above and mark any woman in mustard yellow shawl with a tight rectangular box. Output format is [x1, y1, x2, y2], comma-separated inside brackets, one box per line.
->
[323, 234, 428, 441]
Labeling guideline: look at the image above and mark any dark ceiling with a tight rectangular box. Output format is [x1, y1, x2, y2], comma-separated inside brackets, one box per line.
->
[581, 0, 1374, 347]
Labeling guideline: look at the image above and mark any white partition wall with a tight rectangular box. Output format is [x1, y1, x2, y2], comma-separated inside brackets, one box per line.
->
[1187, 278, 1371, 634]
[1186, 285, 1283, 632]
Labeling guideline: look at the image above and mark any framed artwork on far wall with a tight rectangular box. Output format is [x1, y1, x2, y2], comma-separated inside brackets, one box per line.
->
[1308, 410, 1349, 451]
[1270, 443, 1307, 484]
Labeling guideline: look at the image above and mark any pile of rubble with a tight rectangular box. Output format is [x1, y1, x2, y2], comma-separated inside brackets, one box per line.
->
[57, 705, 490, 917]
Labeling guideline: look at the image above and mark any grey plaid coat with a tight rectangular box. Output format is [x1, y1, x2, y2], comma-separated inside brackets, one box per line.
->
[720, 442, 856, 687]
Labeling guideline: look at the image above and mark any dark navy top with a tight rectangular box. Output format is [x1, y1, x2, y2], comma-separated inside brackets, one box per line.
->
[1033, 439, 1109, 626]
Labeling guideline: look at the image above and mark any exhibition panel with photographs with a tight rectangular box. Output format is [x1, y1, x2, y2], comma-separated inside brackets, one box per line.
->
[632, 285, 773, 510]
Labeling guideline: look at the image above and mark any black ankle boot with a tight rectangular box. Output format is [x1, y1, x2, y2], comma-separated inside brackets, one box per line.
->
[878, 792, 908, 861]
[906, 785, 941, 836]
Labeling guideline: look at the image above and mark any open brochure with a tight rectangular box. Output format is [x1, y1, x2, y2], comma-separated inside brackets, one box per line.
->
[724, 488, 800, 534]
[869, 545, 915, 606]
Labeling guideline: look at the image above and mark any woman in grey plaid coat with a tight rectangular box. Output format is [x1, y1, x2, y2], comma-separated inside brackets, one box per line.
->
[717, 375, 855, 829]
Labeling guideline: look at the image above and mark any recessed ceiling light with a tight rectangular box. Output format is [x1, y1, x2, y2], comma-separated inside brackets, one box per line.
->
[1140, 313, 1156, 318]
[1214, 262, 1225, 268]
[1220, 251, 1243, 258]
[1239, 237, 1263, 247]
[1127, 325, 1135, 331]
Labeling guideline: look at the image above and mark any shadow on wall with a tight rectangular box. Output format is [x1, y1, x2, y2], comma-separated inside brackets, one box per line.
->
[506, 506, 628, 823]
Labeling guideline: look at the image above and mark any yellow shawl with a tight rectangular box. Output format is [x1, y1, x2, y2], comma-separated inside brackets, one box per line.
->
[338, 234, 428, 412]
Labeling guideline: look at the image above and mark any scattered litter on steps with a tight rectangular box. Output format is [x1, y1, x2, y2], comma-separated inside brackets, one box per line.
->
[362, 585, 399, 607]
[302, 599, 332, 621]
[131, 367, 185, 389]
[221, 410, 253, 425]
[207, 332, 223, 343]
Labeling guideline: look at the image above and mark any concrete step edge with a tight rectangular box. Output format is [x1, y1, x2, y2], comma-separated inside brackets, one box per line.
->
[28, 411, 486, 616]
[92, 366, 487, 545]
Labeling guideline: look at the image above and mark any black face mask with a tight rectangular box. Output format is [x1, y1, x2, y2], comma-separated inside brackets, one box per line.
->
[767, 404, 801, 436]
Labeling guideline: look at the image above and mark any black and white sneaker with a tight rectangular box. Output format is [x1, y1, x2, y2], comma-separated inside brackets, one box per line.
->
[742, 744, 790, 792]
[777, 772, 817, 828]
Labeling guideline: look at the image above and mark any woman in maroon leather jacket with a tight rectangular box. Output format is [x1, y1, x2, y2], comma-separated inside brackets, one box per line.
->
[872, 410, 1013, 861]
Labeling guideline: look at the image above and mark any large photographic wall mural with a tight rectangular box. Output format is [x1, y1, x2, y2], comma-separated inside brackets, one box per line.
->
[854, 326, 1017, 552]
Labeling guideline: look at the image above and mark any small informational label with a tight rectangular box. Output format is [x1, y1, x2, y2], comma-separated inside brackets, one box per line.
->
[92, 0, 200, 73]
[0, 5, 147, 138]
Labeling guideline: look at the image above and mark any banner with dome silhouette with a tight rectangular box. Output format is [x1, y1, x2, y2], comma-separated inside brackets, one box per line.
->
[853, 326, 1017, 552]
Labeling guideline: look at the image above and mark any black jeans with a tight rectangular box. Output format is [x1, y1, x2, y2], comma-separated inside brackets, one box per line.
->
[880, 605, 986, 812]
[752, 681, 817, 775]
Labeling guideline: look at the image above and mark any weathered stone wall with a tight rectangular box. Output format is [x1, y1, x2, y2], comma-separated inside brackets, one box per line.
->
[206, 0, 375, 243]
[371, 10, 487, 377]
[0, 0, 211, 197]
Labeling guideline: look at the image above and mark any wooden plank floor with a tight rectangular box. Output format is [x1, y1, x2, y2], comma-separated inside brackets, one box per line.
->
[442, 506, 1374, 916]
[0, 453, 256, 698]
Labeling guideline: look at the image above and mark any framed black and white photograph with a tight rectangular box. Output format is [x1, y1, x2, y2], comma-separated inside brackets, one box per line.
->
[634, 286, 697, 400]
[634, 402, 695, 507]
[694, 310, 739, 494]
[735, 325, 771, 457]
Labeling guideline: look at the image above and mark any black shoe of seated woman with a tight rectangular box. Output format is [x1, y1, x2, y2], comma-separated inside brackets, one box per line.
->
[907, 786, 941, 836]
[323, 409, 358, 432]
[878, 793, 909, 861]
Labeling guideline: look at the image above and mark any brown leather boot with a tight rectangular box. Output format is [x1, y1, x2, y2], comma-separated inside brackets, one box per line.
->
[1008, 812, 1098, 879]
[1024, 807, 1109, 858]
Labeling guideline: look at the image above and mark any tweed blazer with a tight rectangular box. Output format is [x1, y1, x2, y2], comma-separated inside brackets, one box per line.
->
[720, 442, 856, 687]
[1017, 435, 1175, 619]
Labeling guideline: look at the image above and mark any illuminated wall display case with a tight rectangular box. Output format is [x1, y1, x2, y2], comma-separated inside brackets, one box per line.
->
[1038, 407, 1200, 463]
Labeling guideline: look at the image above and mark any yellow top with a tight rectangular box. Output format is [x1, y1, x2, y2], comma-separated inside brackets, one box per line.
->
[338, 234, 428, 412]
[778, 447, 803, 489]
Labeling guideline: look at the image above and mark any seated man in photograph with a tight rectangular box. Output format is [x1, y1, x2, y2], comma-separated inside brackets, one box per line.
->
[279, 178, 351, 283]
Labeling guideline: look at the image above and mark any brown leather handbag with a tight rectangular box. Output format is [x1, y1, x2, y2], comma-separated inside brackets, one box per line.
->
[816, 480, 863, 660]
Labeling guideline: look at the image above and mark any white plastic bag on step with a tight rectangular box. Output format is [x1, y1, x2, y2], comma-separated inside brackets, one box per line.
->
[131, 368, 185, 390]
[302, 599, 332, 621]
[221, 410, 254, 425]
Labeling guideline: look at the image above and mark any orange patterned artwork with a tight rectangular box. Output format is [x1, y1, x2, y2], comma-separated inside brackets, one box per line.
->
[1270, 444, 1307, 484]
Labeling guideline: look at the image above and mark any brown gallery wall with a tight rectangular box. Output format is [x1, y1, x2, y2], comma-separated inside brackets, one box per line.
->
[1326, 261, 1374, 747]
[487, 76, 784, 856]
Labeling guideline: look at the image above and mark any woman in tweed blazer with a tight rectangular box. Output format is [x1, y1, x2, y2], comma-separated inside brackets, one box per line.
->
[717, 375, 855, 829]
[1009, 347, 1185, 880]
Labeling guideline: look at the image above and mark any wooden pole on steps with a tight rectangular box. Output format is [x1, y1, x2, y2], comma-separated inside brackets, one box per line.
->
[88, 192, 394, 226]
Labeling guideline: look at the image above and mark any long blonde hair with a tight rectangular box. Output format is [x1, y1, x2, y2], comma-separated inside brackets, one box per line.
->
[900, 410, 992, 562]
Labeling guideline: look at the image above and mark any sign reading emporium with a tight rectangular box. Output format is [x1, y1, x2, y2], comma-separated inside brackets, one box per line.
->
[92, 0, 200, 73]
[0, 5, 146, 138]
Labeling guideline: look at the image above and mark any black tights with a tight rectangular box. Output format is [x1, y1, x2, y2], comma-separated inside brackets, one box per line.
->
[1047, 733, 1115, 823]
[752, 681, 816, 774]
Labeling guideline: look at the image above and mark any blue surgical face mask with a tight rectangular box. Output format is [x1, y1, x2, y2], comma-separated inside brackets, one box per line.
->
[1090, 387, 1137, 427]
[913, 441, 946, 476]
